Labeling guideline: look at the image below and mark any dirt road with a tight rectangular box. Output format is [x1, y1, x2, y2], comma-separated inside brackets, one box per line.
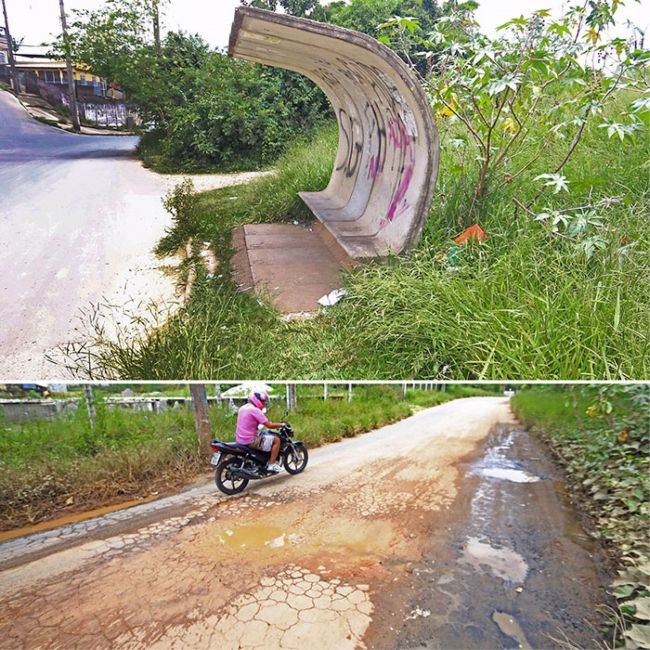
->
[0, 398, 611, 649]
[0, 90, 265, 379]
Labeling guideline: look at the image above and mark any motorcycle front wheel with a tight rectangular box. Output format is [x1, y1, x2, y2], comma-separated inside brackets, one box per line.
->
[215, 457, 249, 495]
[283, 443, 308, 475]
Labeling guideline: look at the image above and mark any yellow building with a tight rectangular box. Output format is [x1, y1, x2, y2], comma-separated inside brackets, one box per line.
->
[13, 57, 123, 99]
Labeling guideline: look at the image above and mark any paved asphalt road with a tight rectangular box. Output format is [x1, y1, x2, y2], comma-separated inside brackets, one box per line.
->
[0, 91, 265, 379]
[0, 398, 611, 649]
[0, 90, 175, 379]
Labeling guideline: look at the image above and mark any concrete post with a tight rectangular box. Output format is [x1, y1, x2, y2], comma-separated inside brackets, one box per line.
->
[1, 0, 17, 93]
[84, 385, 95, 430]
[286, 383, 297, 412]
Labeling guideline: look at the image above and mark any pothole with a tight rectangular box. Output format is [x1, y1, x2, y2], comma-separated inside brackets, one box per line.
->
[460, 537, 528, 583]
[209, 525, 306, 550]
[478, 468, 540, 483]
[492, 611, 532, 649]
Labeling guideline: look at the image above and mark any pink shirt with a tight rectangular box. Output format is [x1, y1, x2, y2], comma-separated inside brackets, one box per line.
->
[235, 403, 267, 444]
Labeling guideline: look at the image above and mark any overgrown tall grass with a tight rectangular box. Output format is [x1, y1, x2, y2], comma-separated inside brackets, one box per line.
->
[65, 98, 649, 379]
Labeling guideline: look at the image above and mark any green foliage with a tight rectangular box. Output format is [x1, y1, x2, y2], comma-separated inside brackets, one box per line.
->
[156, 179, 200, 255]
[241, 0, 319, 16]
[511, 385, 650, 647]
[54, 1, 332, 172]
[314, 0, 441, 37]
[380, 1, 649, 220]
[148, 57, 332, 172]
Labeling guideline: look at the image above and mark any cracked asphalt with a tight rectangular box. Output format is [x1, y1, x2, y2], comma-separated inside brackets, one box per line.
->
[0, 398, 611, 649]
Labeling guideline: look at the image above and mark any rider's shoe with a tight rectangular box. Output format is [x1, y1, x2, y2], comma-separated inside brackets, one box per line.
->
[266, 463, 282, 473]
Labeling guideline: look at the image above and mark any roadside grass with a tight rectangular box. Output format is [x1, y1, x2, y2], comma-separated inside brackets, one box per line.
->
[511, 386, 650, 648]
[0, 385, 488, 530]
[61, 97, 650, 379]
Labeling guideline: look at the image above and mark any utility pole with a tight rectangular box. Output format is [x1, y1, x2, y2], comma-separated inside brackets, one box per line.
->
[190, 384, 212, 453]
[1, 0, 17, 92]
[152, 0, 161, 50]
[84, 385, 96, 430]
[286, 383, 297, 412]
[58, 0, 80, 132]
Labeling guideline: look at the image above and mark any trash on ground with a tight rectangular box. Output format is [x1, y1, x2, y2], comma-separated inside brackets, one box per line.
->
[318, 288, 348, 307]
[454, 224, 487, 244]
[442, 224, 487, 270]
[405, 607, 431, 620]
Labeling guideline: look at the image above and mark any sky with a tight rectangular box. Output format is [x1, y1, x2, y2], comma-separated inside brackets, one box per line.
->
[7, 0, 650, 53]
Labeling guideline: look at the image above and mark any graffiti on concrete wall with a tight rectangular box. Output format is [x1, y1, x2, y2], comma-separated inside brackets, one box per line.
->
[317, 57, 418, 225]
[337, 107, 363, 178]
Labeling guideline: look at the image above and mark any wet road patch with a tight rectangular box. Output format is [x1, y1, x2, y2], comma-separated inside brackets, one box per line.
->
[461, 537, 528, 583]
[492, 611, 533, 649]
[478, 467, 541, 483]
[378, 423, 613, 650]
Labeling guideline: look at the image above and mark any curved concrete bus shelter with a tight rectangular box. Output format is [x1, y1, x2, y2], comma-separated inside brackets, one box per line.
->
[229, 7, 439, 260]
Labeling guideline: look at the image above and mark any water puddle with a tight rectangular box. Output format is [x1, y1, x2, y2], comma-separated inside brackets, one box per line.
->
[479, 468, 540, 483]
[492, 611, 532, 649]
[470, 429, 541, 485]
[215, 525, 287, 550]
[210, 525, 313, 551]
[461, 537, 528, 583]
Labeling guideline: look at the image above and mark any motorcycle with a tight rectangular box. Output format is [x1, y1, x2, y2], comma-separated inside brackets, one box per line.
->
[209, 423, 308, 495]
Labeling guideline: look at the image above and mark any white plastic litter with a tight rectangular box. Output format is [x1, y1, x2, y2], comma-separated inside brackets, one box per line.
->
[318, 288, 348, 307]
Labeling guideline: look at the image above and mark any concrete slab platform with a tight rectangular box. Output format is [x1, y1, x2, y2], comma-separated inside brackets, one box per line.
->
[231, 223, 357, 314]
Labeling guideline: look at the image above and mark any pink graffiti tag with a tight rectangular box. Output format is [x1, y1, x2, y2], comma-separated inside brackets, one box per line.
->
[385, 116, 415, 223]
[368, 154, 380, 179]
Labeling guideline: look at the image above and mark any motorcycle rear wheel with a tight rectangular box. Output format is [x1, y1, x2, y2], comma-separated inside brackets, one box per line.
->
[283, 443, 308, 475]
[215, 457, 249, 495]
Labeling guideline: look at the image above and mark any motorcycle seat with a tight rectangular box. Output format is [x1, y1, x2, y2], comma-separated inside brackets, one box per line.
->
[222, 442, 257, 452]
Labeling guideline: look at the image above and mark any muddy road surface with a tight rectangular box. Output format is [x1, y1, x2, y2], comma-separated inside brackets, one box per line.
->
[0, 397, 611, 649]
[0, 90, 264, 378]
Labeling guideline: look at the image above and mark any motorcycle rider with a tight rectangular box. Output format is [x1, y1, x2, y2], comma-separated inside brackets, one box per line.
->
[235, 391, 285, 473]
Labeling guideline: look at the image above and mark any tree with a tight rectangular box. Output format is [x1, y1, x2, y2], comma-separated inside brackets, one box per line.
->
[314, 0, 441, 36]
[380, 1, 649, 225]
[58, 0, 81, 132]
[190, 384, 211, 453]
